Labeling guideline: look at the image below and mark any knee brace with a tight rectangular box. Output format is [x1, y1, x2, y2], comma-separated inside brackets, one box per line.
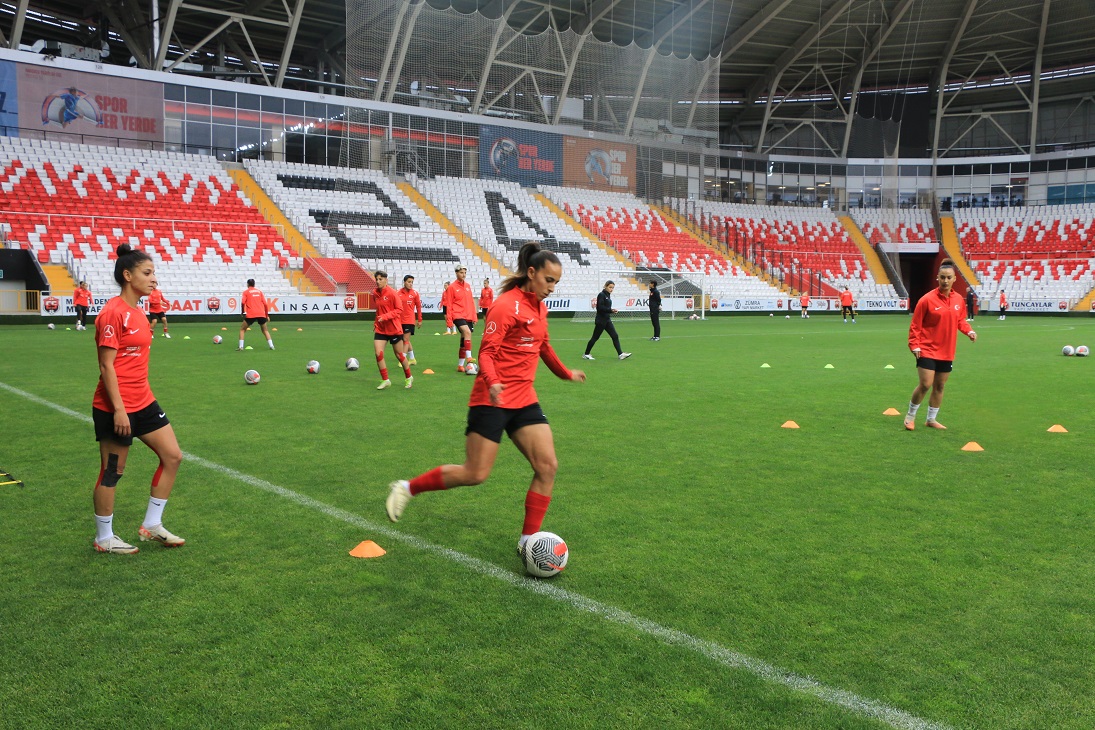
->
[100, 453, 123, 488]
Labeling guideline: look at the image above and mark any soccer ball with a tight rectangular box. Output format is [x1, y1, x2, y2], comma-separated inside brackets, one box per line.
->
[689, 313, 700, 320]
[346, 357, 360, 371]
[306, 360, 321, 374]
[47, 323, 55, 330]
[1077, 345, 1090, 357]
[1062, 345, 1075, 356]
[465, 361, 479, 376]
[244, 369, 261, 385]
[213, 335, 223, 344]
[523, 531, 568, 578]
[785, 315, 791, 319]
[769, 313, 774, 317]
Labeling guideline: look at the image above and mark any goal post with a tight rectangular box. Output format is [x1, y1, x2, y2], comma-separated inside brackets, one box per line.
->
[571, 269, 708, 322]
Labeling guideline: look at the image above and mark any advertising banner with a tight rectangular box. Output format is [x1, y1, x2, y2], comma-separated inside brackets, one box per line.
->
[41, 294, 358, 317]
[19, 64, 163, 143]
[0, 60, 18, 136]
[562, 137, 636, 192]
[1005, 299, 1073, 313]
[479, 125, 562, 187]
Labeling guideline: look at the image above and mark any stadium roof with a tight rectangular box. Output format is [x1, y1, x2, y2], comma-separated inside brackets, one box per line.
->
[7, 0, 1095, 149]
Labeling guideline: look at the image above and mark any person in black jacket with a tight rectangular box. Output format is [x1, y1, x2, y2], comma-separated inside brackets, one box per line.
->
[648, 280, 661, 340]
[583, 281, 631, 361]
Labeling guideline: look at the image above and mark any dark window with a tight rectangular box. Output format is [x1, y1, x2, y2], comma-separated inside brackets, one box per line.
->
[163, 85, 185, 102]
[1048, 158, 1068, 172]
[285, 99, 305, 116]
[899, 165, 919, 176]
[954, 165, 972, 176]
[991, 163, 1010, 174]
[185, 87, 211, 104]
[392, 112, 409, 128]
[410, 115, 428, 131]
[848, 165, 864, 176]
[261, 96, 283, 113]
[212, 90, 235, 108]
[237, 94, 260, 111]
[937, 165, 954, 176]
[1030, 160, 1048, 172]
[1011, 161, 1029, 173]
[815, 164, 831, 176]
[305, 101, 326, 119]
[1067, 156, 1086, 170]
[185, 122, 211, 147]
[972, 164, 991, 175]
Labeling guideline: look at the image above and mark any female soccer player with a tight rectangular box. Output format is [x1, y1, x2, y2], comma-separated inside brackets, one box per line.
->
[91, 243, 184, 554]
[449, 264, 478, 372]
[238, 279, 274, 350]
[905, 259, 977, 431]
[583, 281, 630, 360]
[479, 277, 494, 318]
[799, 292, 811, 318]
[73, 280, 91, 331]
[386, 242, 586, 555]
[398, 274, 423, 365]
[147, 285, 170, 338]
[373, 270, 413, 390]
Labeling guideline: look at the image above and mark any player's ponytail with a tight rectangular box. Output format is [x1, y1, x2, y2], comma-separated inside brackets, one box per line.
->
[939, 258, 957, 271]
[113, 243, 152, 287]
[500, 242, 561, 293]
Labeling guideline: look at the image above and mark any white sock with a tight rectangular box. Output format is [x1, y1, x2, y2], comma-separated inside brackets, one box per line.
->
[464, 350, 472, 359]
[927, 407, 940, 422]
[238, 339, 245, 348]
[267, 338, 274, 349]
[408, 350, 415, 359]
[907, 402, 920, 418]
[459, 358, 466, 366]
[143, 497, 167, 529]
[95, 514, 114, 542]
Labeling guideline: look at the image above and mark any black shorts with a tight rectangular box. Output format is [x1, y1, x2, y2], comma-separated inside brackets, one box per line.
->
[466, 403, 549, 444]
[374, 333, 403, 345]
[1000, 305, 1008, 313]
[93, 400, 170, 446]
[244, 317, 268, 326]
[402, 324, 416, 335]
[149, 311, 167, 322]
[842, 305, 854, 316]
[916, 357, 953, 373]
[453, 318, 475, 332]
[481, 308, 489, 318]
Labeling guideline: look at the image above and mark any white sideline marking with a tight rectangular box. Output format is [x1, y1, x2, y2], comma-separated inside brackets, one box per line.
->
[1, 380, 950, 730]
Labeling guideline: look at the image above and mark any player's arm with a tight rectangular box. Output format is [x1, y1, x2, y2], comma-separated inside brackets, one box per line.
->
[477, 310, 511, 404]
[540, 343, 584, 382]
[908, 301, 926, 355]
[97, 345, 131, 437]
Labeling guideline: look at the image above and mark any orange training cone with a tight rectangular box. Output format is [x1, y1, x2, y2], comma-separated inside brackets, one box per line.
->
[1047, 424, 1068, 433]
[781, 420, 800, 429]
[883, 408, 901, 416]
[961, 442, 984, 452]
[422, 368, 435, 374]
[349, 540, 386, 558]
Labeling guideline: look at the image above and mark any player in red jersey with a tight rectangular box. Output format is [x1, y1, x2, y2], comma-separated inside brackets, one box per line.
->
[373, 270, 413, 390]
[398, 274, 423, 365]
[799, 292, 810, 318]
[72, 280, 92, 330]
[238, 279, 274, 350]
[91, 244, 185, 554]
[905, 259, 977, 431]
[479, 277, 494, 318]
[449, 264, 479, 371]
[147, 285, 171, 338]
[840, 287, 856, 323]
[998, 289, 1008, 320]
[386, 243, 586, 556]
[440, 281, 454, 334]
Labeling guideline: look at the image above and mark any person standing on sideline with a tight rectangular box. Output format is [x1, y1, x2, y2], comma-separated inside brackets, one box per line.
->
[373, 271, 413, 390]
[147, 285, 170, 338]
[840, 286, 856, 323]
[441, 281, 455, 334]
[91, 243, 185, 554]
[73, 280, 92, 331]
[479, 278, 494, 319]
[998, 289, 1008, 320]
[385, 242, 586, 558]
[398, 275, 423, 365]
[800, 292, 811, 318]
[904, 259, 977, 431]
[449, 264, 479, 372]
[583, 281, 631, 361]
[238, 279, 274, 350]
[648, 280, 662, 340]
[966, 287, 977, 321]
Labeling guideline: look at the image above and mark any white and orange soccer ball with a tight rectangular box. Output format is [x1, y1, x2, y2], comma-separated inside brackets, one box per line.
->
[244, 369, 261, 385]
[523, 531, 568, 578]
[464, 361, 479, 376]
[1077, 345, 1090, 357]
[213, 335, 223, 344]
[307, 360, 321, 374]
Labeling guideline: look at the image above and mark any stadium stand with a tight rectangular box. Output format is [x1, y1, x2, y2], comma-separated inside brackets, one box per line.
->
[244, 160, 492, 295]
[849, 208, 937, 246]
[955, 203, 1095, 304]
[0, 137, 301, 296]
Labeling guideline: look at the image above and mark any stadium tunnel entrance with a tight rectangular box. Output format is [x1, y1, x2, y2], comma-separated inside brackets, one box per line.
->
[899, 252, 966, 307]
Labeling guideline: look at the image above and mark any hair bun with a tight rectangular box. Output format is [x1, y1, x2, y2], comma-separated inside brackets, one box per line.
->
[116, 243, 133, 257]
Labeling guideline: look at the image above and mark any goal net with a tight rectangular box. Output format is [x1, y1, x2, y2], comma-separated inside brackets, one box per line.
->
[572, 270, 708, 322]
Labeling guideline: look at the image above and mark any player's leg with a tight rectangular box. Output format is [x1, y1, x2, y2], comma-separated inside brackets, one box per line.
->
[238, 319, 248, 350]
[136, 423, 186, 546]
[259, 321, 274, 349]
[651, 310, 660, 339]
[606, 320, 629, 358]
[457, 322, 472, 369]
[905, 366, 935, 430]
[584, 322, 605, 357]
[509, 423, 558, 550]
[925, 370, 951, 428]
[403, 327, 415, 364]
[391, 338, 412, 387]
[94, 440, 135, 553]
[374, 337, 391, 389]
[161, 314, 171, 338]
[386, 431, 502, 521]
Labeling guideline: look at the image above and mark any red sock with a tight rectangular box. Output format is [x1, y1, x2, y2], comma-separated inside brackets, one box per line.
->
[379, 367, 389, 380]
[522, 490, 551, 536]
[397, 353, 410, 377]
[409, 466, 445, 495]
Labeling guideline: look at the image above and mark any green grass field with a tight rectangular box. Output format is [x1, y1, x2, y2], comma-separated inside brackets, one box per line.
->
[2, 313, 1094, 729]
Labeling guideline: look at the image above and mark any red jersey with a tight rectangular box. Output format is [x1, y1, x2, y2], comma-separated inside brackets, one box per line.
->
[479, 286, 494, 310]
[398, 286, 422, 325]
[909, 288, 972, 361]
[448, 278, 478, 322]
[840, 290, 854, 307]
[93, 296, 155, 413]
[148, 289, 167, 314]
[373, 285, 404, 336]
[73, 287, 91, 308]
[242, 287, 269, 318]
[999, 291, 1007, 306]
[800, 294, 810, 307]
[471, 287, 571, 409]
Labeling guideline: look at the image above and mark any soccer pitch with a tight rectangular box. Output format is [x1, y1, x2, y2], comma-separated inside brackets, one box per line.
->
[1, 314, 1093, 729]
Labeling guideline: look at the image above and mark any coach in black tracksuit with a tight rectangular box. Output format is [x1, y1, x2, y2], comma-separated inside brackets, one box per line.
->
[583, 281, 630, 360]
[648, 280, 661, 340]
